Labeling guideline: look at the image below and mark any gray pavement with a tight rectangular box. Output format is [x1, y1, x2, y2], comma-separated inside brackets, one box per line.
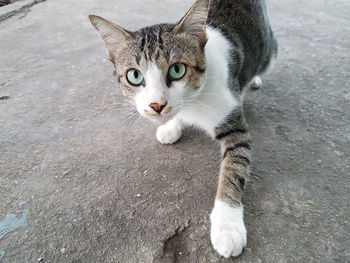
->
[0, 0, 349, 262]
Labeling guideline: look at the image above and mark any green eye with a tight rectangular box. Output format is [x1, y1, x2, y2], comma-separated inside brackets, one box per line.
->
[169, 63, 186, 80]
[127, 69, 144, 86]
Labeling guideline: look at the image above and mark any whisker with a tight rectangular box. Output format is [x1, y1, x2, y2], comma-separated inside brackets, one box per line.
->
[119, 110, 139, 128]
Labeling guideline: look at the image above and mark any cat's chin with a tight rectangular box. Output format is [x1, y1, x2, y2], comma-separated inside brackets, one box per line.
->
[146, 114, 174, 124]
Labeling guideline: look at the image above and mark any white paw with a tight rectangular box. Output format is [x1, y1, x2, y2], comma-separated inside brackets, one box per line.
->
[156, 121, 182, 144]
[210, 200, 247, 258]
[250, 76, 262, 89]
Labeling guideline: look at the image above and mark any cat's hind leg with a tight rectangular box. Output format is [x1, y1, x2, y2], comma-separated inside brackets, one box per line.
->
[156, 117, 183, 144]
[250, 76, 262, 89]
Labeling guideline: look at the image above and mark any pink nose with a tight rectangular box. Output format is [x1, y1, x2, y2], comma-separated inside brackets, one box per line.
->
[149, 102, 167, 114]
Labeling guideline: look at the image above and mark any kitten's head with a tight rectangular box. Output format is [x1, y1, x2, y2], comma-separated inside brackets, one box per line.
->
[89, 0, 210, 122]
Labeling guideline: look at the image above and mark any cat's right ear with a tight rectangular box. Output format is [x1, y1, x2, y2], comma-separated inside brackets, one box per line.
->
[89, 15, 132, 61]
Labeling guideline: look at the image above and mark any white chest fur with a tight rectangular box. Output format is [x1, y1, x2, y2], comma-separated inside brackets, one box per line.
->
[178, 27, 239, 137]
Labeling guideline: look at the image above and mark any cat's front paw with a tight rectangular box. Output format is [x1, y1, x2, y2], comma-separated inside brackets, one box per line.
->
[156, 122, 182, 144]
[210, 200, 247, 258]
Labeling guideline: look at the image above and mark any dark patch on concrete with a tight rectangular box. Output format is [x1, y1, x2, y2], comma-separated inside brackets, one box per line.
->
[0, 210, 29, 240]
[0, 0, 11, 8]
[0, 0, 47, 22]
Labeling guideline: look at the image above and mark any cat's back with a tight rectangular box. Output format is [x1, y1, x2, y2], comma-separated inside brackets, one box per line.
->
[207, 0, 277, 88]
[208, 0, 268, 35]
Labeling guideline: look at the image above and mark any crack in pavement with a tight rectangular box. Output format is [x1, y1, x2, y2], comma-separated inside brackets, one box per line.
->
[154, 219, 191, 262]
[0, 0, 47, 22]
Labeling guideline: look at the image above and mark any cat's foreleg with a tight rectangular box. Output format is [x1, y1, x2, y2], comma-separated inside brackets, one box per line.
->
[156, 117, 183, 144]
[210, 108, 251, 258]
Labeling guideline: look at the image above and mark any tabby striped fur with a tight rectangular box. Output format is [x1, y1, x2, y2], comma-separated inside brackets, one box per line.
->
[89, 0, 277, 258]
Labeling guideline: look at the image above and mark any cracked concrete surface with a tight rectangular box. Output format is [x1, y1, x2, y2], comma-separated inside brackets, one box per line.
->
[0, 0, 46, 22]
[0, 0, 349, 262]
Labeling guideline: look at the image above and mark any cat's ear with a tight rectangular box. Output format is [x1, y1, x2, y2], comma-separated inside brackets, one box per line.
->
[173, 0, 210, 45]
[89, 15, 132, 61]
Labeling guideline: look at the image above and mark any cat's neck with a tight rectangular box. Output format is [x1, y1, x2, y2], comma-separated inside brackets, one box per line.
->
[178, 27, 239, 135]
[202, 27, 232, 95]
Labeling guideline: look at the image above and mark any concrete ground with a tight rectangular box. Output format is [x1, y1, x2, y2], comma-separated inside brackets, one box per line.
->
[0, 0, 349, 262]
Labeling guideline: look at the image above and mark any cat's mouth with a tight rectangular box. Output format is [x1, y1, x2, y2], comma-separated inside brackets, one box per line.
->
[144, 106, 173, 116]
[144, 106, 175, 122]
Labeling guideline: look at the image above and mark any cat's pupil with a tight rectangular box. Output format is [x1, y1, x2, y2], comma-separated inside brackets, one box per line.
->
[133, 70, 139, 79]
[174, 65, 179, 73]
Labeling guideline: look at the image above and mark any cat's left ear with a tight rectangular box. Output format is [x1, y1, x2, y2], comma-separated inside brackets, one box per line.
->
[173, 0, 210, 46]
[89, 15, 133, 61]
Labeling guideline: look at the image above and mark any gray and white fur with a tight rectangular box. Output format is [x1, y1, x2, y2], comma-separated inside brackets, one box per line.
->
[89, 0, 277, 258]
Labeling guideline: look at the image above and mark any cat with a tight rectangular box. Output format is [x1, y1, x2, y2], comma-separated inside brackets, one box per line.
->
[89, 0, 277, 258]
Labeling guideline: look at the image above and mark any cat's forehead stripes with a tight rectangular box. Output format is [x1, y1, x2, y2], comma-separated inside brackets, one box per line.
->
[134, 24, 173, 64]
